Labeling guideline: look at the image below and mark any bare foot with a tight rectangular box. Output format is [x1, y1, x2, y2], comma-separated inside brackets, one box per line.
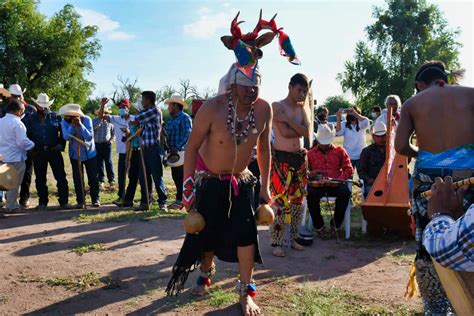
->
[272, 247, 286, 257]
[190, 284, 208, 296]
[291, 240, 305, 251]
[240, 295, 261, 316]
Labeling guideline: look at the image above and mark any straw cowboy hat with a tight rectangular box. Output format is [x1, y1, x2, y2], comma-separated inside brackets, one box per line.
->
[58, 103, 84, 117]
[0, 84, 11, 97]
[94, 107, 111, 115]
[316, 123, 335, 145]
[0, 163, 19, 191]
[32, 93, 54, 108]
[372, 121, 387, 136]
[166, 151, 185, 168]
[164, 95, 188, 109]
[8, 84, 26, 96]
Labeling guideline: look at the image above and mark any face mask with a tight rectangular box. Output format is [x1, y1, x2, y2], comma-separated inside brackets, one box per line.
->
[371, 112, 377, 119]
[119, 108, 128, 117]
[317, 114, 327, 121]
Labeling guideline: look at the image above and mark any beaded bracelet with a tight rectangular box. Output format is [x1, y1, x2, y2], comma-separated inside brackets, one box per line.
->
[235, 280, 257, 297]
[196, 263, 216, 287]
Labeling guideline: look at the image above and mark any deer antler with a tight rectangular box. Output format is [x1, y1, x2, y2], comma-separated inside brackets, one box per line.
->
[230, 11, 244, 38]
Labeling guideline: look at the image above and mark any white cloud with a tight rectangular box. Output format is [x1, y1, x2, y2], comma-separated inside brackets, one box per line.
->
[183, 7, 234, 39]
[77, 8, 134, 41]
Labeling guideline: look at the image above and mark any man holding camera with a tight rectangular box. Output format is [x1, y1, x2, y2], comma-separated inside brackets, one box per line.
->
[60, 103, 100, 208]
[25, 93, 69, 210]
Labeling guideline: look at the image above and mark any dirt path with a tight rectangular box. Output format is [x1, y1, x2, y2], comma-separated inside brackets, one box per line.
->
[0, 206, 422, 315]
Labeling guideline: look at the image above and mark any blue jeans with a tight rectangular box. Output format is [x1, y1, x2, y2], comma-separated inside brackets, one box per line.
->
[95, 142, 115, 183]
[139, 144, 167, 205]
[71, 157, 100, 204]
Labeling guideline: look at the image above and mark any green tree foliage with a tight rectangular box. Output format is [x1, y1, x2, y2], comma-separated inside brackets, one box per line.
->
[0, 0, 101, 109]
[323, 95, 352, 115]
[338, 0, 461, 113]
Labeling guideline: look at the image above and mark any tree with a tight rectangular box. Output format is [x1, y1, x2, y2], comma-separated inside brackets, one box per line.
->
[323, 95, 352, 115]
[338, 0, 461, 113]
[156, 85, 176, 103]
[112, 76, 141, 105]
[178, 79, 196, 100]
[0, 0, 101, 109]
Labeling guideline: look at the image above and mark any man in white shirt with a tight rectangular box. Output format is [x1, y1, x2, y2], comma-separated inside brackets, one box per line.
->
[0, 99, 35, 212]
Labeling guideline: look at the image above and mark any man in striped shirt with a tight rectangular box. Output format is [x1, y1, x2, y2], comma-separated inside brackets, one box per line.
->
[131, 91, 167, 210]
[423, 176, 473, 272]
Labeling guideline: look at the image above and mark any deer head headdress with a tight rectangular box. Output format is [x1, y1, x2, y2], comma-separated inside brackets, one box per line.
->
[221, 10, 300, 80]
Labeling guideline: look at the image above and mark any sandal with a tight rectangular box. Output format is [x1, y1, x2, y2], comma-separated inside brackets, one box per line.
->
[315, 227, 331, 240]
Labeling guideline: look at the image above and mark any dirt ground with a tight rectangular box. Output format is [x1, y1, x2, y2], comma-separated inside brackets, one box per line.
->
[0, 201, 422, 315]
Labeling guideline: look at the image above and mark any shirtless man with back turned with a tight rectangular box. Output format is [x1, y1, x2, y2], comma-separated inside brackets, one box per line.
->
[270, 73, 310, 257]
[395, 60, 474, 314]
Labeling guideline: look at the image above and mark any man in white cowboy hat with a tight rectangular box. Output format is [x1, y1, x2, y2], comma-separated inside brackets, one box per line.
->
[164, 95, 192, 210]
[7, 84, 37, 208]
[0, 99, 35, 213]
[358, 121, 387, 198]
[23, 93, 69, 210]
[59, 103, 100, 208]
[92, 106, 115, 191]
[306, 124, 353, 239]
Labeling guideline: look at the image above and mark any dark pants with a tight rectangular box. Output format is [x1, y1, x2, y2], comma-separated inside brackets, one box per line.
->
[248, 159, 261, 209]
[307, 185, 351, 229]
[117, 153, 127, 199]
[95, 142, 114, 183]
[19, 157, 33, 205]
[171, 166, 183, 202]
[139, 144, 167, 205]
[123, 150, 147, 203]
[350, 159, 359, 171]
[71, 157, 100, 204]
[34, 150, 69, 206]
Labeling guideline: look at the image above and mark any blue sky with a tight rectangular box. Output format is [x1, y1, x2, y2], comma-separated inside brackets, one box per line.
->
[38, 0, 473, 105]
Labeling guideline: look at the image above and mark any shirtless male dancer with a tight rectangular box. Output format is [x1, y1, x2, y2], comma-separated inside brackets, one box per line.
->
[270, 73, 310, 257]
[166, 65, 271, 316]
[395, 60, 474, 314]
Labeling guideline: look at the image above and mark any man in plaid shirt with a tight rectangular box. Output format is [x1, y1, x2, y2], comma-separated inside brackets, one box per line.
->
[131, 91, 167, 209]
[423, 176, 473, 272]
[164, 95, 192, 209]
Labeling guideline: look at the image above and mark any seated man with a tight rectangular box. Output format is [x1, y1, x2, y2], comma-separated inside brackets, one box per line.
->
[306, 124, 353, 238]
[358, 121, 387, 198]
[423, 176, 473, 272]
